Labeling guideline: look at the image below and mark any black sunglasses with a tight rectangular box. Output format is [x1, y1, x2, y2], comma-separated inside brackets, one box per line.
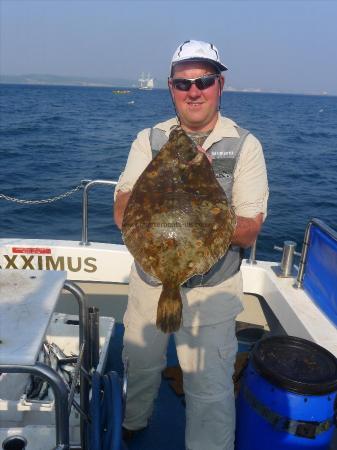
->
[171, 74, 219, 92]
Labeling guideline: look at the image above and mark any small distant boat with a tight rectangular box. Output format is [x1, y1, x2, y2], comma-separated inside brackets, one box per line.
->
[112, 90, 130, 94]
[138, 73, 154, 90]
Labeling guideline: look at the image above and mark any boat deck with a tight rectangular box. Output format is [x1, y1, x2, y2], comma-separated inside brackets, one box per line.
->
[107, 323, 186, 450]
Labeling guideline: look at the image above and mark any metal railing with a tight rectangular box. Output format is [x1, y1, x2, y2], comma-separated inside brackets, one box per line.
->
[0, 363, 70, 450]
[247, 240, 257, 264]
[295, 218, 337, 289]
[79, 179, 118, 246]
[0, 280, 90, 450]
[63, 281, 90, 450]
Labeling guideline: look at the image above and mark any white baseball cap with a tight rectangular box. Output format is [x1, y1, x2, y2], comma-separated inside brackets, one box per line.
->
[171, 40, 228, 74]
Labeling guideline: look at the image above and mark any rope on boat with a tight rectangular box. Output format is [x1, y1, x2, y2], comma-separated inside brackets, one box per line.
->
[90, 370, 125, 450]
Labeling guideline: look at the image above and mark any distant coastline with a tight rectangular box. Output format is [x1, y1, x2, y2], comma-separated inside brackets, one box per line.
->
[0, 74, 133, 89]
[0, 74, 334, 97]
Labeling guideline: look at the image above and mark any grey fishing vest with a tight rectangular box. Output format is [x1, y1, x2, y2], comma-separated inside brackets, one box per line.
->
[135, 125, 250, 288]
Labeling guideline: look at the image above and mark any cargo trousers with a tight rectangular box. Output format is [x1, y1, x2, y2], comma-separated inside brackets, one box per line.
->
[122, 264, 243, 450]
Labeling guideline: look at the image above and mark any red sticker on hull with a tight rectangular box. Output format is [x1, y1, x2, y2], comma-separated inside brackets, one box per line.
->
[12, 247, 52, 254]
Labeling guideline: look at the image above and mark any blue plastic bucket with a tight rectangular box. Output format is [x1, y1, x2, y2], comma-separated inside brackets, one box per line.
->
[236, 336, 337, 450]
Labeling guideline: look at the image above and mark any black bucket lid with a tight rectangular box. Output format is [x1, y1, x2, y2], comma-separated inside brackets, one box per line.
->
[237, 327, 266, 344]
[252, 336, 337, 395]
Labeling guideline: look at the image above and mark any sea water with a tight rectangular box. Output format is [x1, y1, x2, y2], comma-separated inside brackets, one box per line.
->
[1, 84, 337, 260]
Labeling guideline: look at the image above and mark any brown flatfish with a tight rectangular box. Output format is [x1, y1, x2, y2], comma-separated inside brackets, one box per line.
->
[122, 127, 236, 333]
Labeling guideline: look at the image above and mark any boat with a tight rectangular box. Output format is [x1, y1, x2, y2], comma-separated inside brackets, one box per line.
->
[138, 73, 154, 90]
[112, 90, 131, 94]
[1, 178, 337, 450]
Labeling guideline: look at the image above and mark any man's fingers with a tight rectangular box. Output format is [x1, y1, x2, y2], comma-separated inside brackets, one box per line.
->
[196, 145, 212, 163]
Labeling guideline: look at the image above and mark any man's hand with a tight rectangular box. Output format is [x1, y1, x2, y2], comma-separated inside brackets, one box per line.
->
[114, 190, 132, 230]
[196, 145, 212, 163]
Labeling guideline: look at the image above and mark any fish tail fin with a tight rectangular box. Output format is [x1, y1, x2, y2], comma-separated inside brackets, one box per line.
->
[156, 284, 182, 333]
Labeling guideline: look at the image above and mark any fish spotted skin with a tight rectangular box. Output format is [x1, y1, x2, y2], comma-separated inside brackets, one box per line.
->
[122, 127, 236, 333]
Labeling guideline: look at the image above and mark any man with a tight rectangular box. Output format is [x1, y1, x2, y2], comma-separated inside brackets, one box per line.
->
[114, 40, 268, 450]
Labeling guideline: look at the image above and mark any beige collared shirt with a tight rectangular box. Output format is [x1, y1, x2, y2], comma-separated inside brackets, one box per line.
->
[116, 114, 269, 324]
[115, 114, 269, 219]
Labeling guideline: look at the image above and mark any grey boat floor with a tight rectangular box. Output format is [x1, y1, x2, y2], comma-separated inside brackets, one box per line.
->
[106, 323, 186, 450]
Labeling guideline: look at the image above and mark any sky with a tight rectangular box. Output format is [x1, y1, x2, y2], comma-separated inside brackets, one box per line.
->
[1, 0, 337, 95]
